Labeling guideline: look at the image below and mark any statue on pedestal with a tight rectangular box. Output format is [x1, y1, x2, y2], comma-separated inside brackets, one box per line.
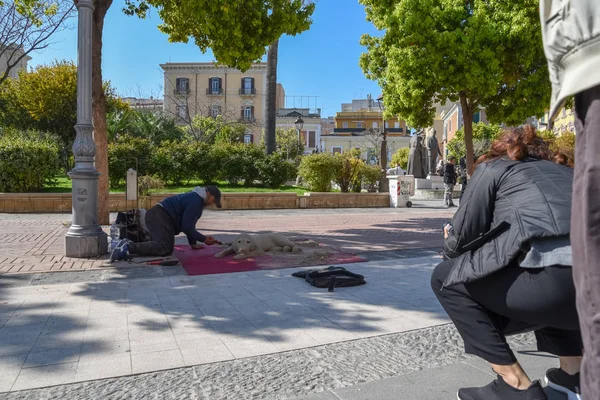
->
[407, 132, 427, 179]
[426, 128, 443, 176]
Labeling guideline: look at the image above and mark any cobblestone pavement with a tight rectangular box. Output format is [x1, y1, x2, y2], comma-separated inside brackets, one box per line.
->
[0, 202, 453, 275]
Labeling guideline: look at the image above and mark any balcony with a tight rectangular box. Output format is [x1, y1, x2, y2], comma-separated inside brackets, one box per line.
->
[334, 128, 366, 133]
[239, 88, 256, 95]
[173, 88, 190, 96]
[387, 128, 404, 133]
[206, 88, 223, 95]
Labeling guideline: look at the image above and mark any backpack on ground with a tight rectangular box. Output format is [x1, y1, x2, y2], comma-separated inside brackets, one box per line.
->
[292, 266, 366, 292]
[115, 209, 151, 243]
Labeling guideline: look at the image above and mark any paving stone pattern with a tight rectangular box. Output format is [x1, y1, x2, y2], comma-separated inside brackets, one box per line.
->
[0, 206, 453, 275]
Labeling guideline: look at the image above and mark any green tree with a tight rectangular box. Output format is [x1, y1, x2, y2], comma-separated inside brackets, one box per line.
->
[107, 109, 184, 144]
[390, 147, 409, 170]
[446, 123, 503, 161]
[262, 127, 304, 160]
[359, 0, 550, 174]
[0, 60, 123, 172]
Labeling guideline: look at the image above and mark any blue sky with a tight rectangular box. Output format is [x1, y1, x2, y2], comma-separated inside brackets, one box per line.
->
[30, 0, 382, 118]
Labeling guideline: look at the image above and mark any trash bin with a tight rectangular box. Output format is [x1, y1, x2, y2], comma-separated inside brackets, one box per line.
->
[388, 175, 415, 208]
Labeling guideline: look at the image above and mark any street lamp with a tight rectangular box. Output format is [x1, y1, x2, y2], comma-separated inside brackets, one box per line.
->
[294, 116, 304, 148]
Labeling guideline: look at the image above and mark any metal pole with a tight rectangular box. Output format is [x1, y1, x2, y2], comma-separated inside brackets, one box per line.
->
[65, 0, 108, 257]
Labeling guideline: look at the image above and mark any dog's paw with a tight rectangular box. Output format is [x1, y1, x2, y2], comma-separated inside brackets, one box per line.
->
[283, 246, 292, 252]
[292, 246, 302, 253]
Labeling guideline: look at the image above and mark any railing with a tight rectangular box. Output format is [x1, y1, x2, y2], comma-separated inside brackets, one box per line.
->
[239, 88, 256, 95]
[173, 88, 190, 96]
[206, 88, 223, 95]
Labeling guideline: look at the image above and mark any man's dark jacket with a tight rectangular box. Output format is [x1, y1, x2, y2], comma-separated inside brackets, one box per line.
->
[159, 192, 206, 245]
[443, 157, 573, 287]
[443, 163, 457, 185]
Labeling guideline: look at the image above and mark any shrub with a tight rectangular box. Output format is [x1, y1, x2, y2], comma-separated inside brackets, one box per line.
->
[187, 142, 218, 184]
[552, 132, 576, 165]
[390, 147, 409, 170]
[108, 135, 152, 187]
[358, 164, 382, 193]
[332, 150, 364, 193]
[138, 175, 165, 196]
[150, 141, 192, 184]
[257, 153, 298, 188]
[213, 143, 265, 185]
[0, 135, 60, 192]
[299, 153, 338, 192]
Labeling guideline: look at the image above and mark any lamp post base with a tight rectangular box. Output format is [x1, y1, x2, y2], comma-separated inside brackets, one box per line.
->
[65, 232, 108, 258]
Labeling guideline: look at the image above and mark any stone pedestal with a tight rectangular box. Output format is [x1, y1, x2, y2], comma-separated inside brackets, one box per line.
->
[414, 178, 431, 190]
[427, 175, 445, 190]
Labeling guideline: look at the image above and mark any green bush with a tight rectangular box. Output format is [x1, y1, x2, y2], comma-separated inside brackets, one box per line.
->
[358, 164, 381, 193]
[0, 135, 60, 192]
[299, 153, 338, 192]
[214, 143, 265, 185]
[257, 153, 298, 188]
[188, 142, 218, 184]
[108, 135, 152, 187]
[390, 147, 409, 170]
[332, 150, 364, 193]
[150, 141, 192, 184]
[138, 175, 165, 196]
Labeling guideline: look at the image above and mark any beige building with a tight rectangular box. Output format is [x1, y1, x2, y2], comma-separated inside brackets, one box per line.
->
[276, 108, 322, 154]
[0, 44, 31, 80]
[539, 106, 575, 134]
[161, 62, 280, 144]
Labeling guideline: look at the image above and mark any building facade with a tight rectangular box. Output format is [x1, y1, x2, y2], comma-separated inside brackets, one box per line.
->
[276, 108, 322, 154]
[321, 105, 410, 165]
[0, 45, 31, 80]
[538, 106, 575, 134]
[440, 103, 488, 157]
[122, 96, 164, 112]
[161, 62, 273, 144]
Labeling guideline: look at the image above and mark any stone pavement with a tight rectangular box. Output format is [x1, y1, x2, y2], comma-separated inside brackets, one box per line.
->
[0, 202, 453, 275]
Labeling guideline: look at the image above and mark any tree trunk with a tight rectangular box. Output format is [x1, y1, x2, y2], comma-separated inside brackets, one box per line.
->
[92, 0, 113, 225]
[459, 92, 475, 177]
[265, 39, 278, 155]
[378, 131, 389, 192]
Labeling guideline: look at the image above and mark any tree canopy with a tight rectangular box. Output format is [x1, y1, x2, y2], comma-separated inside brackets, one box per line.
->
[124, 0, 315, 72]
[359, 0, 550, 172]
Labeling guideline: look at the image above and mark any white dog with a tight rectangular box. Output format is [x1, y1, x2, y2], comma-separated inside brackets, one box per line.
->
[214, 233, 301, 260]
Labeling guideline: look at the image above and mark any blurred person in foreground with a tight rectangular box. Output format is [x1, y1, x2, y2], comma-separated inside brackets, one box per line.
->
[431, 127, 582, 400]
[539, 1, 600, 398]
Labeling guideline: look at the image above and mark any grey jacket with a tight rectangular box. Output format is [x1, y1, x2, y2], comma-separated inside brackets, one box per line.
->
[540, 0, 600, 121]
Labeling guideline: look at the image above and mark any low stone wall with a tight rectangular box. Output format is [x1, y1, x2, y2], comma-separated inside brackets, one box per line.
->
[0, 192, 390, 213]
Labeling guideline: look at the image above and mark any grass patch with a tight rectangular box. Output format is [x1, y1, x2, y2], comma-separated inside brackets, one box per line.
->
[41, 176, 310, 195]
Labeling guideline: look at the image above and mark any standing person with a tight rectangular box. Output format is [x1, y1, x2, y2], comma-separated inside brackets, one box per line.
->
[443, 156, 457, 208]
[540, 2, 600, 398]
[432, 127, 582, 400]
[110, 186, 222, 262]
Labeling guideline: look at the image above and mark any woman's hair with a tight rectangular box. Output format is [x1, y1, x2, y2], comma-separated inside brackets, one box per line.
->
[474, 126, 555, 170]
[553, 152, 571, 166]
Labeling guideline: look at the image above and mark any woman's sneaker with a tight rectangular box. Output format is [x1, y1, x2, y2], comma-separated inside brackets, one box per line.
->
[110, 239, 132, 262]
[457, 376, 547, 400]
[544, 368, 581, 400]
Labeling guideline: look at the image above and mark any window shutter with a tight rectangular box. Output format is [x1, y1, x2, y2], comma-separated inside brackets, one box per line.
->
[251, 106, 255, 119]
[218, 77, 223, 91]
[208, 77, 212, 91]
[241, 78, 244, 90]
[251, 77, 255, 89]
[250, 134, 254, 144]
[176, 78, 181, 89]
[241, 108, 244, 119]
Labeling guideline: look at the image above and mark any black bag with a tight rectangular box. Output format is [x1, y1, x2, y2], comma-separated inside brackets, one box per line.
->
[292, 266, 366, 292]
[115, 209, 151, 243]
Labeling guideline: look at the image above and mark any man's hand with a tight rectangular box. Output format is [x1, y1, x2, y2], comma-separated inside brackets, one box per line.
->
[443, 224, 453, 239]
[191, 244, 204, 250]
[204, 236, 220, 246]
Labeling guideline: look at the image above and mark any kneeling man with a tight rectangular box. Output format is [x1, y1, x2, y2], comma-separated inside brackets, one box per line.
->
[110, 186, 222, 262]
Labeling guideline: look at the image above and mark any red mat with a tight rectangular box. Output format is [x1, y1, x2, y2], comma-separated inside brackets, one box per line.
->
[174, 245, 261, 276]
[174, 243, 367, 276]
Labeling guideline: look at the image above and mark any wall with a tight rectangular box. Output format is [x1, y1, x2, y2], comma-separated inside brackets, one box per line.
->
[0, 46, 31, 80]
[0, 192, 390, 213]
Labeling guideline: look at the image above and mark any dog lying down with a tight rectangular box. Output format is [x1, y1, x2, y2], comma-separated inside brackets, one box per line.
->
[214, 233, 302, 260]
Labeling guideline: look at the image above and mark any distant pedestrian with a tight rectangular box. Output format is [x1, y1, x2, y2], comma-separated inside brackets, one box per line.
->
[443, 156, 457, 208]
[540, 1, 600, 398]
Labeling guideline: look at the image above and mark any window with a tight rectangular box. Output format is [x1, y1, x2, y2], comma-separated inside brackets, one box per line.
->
[385, 121, 389, 129]
[343, 122, 349, 128]
[473, 112, 480, 123]
[208, 77, 222, 94]
[356, 122, 364, 128]
[243, 106, 254, 121]
[394, 122, 400, 129]
[244, 134, 253, 144]
[210, 105, 221, 118]
[372, 122, 378, 129]
[332, 146, 342, 154]
[176, 105, 188, 120]
[242, 77, 254, 95]
[308, 131, 316, 148]
[175, 78, 189, 94]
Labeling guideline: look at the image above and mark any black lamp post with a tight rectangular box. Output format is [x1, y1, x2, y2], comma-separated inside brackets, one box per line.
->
[377, 95, 389, 193]
[294, 116, 304, 146]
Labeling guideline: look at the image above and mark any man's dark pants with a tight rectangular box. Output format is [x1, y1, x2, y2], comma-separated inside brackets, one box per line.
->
[130, 205, 175, 257]
[573, 84, 600, 399]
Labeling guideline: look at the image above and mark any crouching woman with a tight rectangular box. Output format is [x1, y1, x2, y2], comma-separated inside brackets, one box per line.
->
[431, 127, 582, 400]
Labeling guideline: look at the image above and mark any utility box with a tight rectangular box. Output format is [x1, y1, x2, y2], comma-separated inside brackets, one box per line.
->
[126, 168, 138, 201]
[389, 175, 415, 208]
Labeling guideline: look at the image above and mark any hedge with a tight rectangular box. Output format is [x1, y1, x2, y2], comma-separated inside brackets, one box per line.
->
[0, 135, 60, 192]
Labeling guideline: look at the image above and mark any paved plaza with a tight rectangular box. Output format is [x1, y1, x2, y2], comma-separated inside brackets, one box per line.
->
[0, 205, 568, 399]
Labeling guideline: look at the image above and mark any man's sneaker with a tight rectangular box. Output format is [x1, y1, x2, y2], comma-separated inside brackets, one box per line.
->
[457, 376, 547, 400]
[545, 368, 581, 400]
[110, 239, 132, 262]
